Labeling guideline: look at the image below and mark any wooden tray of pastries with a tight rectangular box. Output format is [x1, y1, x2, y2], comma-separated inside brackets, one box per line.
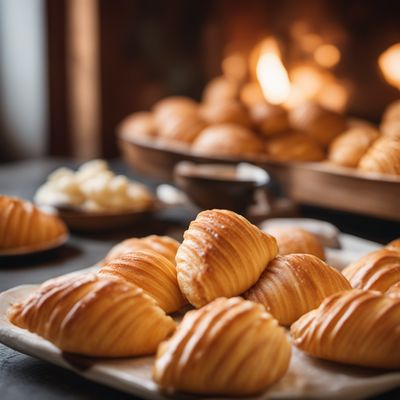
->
[1, 211, 399, 399]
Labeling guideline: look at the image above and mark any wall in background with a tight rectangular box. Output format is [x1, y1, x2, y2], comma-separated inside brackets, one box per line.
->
[0, 0, 47, 161]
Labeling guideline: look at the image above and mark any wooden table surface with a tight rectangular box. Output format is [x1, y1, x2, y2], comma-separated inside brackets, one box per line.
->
[0, 158, 399, 400]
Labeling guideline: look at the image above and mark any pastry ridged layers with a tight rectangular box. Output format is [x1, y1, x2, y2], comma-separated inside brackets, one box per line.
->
[102, 235, 179, 265]
[8, 274, 176, 357]
[99, 250, 187, 313]
[342, 248, 400, 292]
[245, 254, 351, 326]
[176, 209, 278, 307]
[0, 196, 67, 250]
[153, 297, 291, 395]
[291, 289, 400, 369]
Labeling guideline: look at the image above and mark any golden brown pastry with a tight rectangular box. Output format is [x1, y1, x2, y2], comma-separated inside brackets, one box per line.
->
[152, 96, 198, 123]
[289, 102, 347, 147]
[0, 196, 67, 251]
[191, 124, 264, 158]
[387, 238, 400, 251]
[153, 297, 291, 395]
[176, 209, 278, 307]
[98, 250, 187, 313]
[8, 274, 176, 357]
[328, 127, 380, 168]
[249, 103, 289, 136]
[245, 254, 350, 326]
[200, 101, 251, 127]
[265, 226, 325, 259]
[291, 289, 400, 369]
[386, 281, 400, 298]
[381, 120, 400, 139]
[118, 112, 157, 141]
[342, 248, 400, 292]
[202, 76, 241, 104]
[358, 136, 400, 175]
[102, 235, 179, 265]
[264, 132, 325, 162]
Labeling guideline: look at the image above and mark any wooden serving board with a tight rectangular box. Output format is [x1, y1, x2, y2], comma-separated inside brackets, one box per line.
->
[119, 137, 400, 221]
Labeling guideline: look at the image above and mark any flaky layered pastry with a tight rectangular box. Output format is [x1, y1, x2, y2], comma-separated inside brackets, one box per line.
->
[0, 195, 67, 251]
[342, 248, 400, 292]
[176, 209, 278, 307]
[153, 297, 291, 395]
[386, 238, 400, 251]
[245, 254, 351, 326]
[358, 137, 400, 175]
[8, 274, 176, 357]
[328, 127, 379, 168]
[386, 281, 400, 298]
[291, 289, 400, 369]
[99, 250, 187, 313]
[191, 124, 264, 158]
[266, 226, 325, 259]
[102, 235, 179, 265]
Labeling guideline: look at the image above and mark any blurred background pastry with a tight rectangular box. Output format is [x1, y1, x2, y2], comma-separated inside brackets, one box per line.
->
[200, 101, 251, 127]
[249, 103, 289, 136]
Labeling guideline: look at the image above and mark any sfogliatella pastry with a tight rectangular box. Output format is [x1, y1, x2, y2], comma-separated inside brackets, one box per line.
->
[200, 101, 251, 127]
[386, 281, 400, 298]
[118, 111, 157, 141]
[176, 209, 278, 307]
[265, 226, 325, 259]
[153, 297, 291, 395]
[328, 127, 379, 168]
[202, 76, 241, 104]
[191, 124, 264, 158]
[152, 96, 198, 123]
[0, 196, 67, 251]
[264, 132, 325, 162]
[387, 238, 400, 251]
[342, 248, 400, 292]
[291, 289, 400, 369]
[289, 102, 347, 148]
[102, 235, 179, 265]
[358, 136, 400, 176]
[249, 103, 289, 136]
[8, 274, 176, 357]
[99, 250, 187, 313]
[245, 254, 350, 326]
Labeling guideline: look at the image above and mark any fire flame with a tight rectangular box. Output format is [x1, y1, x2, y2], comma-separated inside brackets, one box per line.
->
[256, 39, 291, 105]
[379, 43, 400, 90]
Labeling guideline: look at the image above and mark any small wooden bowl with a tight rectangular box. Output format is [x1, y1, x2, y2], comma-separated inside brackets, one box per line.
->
[174, 162, 270, 213]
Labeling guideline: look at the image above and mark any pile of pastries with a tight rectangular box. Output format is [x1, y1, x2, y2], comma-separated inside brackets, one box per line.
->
[120, 75, 400, 176]
[8, 209, 400, 396]
[34, 160, 154, 213]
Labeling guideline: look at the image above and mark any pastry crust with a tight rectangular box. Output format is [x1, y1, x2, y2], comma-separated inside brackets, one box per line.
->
[291, 289, 400, 369]
[200, 101, 251, 127]
[264, 132, 325, 162]
[102, 235, 179, 265]
[328, 127, 379, 168]
[99, 250, 187, 313]
[8, 274, 176, 357]
[386, 281, 400, 298]
[118, 112, 157, 141]
[266, 226, 325, 259]
[0, 196, 67, 251]
[342, 248, 400, 292]
[245, 254, 351, 325]
[387, 238, 400, 251]
[289, 102, 347, 147]
[153, 297, 291, 395]
[176, 209, 278, 307]
[191, 124, 264, 158]
[358, 137, 400, 175]
[249, 103, 289, 136]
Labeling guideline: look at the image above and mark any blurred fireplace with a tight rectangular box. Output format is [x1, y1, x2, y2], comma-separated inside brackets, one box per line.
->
[47, 0, 400, 159]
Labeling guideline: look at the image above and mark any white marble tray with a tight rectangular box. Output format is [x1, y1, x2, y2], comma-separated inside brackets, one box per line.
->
[0, 235, 399, 399]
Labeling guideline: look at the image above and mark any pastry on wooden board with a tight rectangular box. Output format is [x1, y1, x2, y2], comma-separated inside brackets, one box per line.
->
[153, 297, 291, 395]
[99, 250, 187, 314]
[342, 248, 400, 292]
[291, 289, 400, 369]
[176, 209, 278, 307]
[102, 235, 179, 265]
[0, 195, 67, 251]
[191, 124, 264, 157]
[8, 274, 176, 357]
[245, 254, 351, 325]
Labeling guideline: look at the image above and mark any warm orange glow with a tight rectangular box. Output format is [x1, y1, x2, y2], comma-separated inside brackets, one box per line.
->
[314, 44, 341, 68]
[256, 39, 291, 105]
[318, 81, 348, 112]
[379, 43, 400, 89]
[222, 53, 247, 82]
